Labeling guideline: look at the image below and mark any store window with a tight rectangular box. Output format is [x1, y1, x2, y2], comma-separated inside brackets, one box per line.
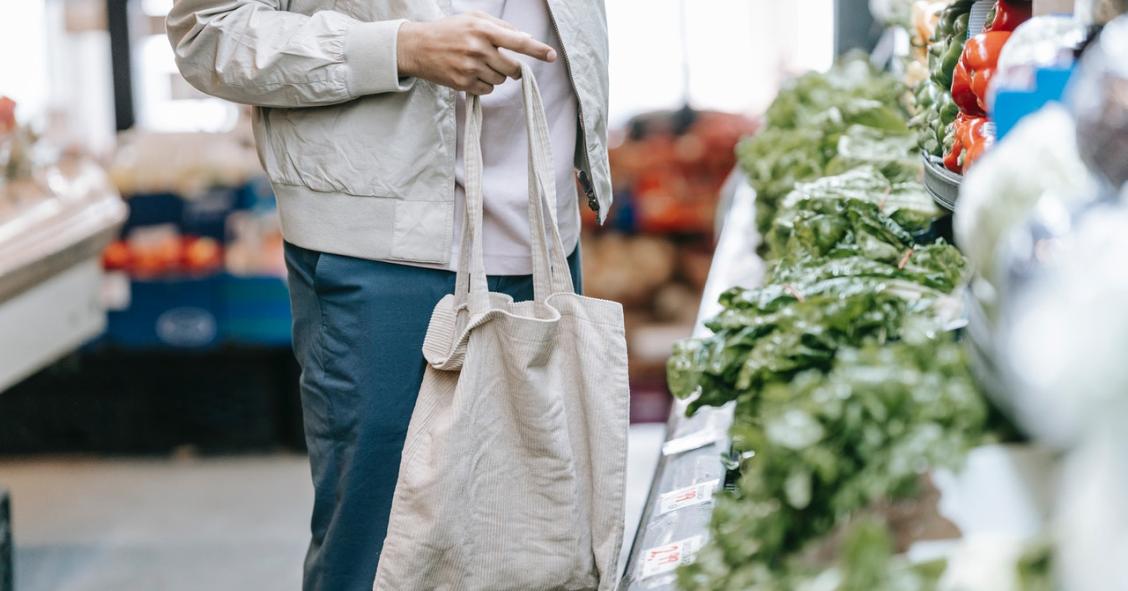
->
[0, 0, 50, 114]
[607, 0, 835, 125]
[0, 0, 117, 153]
[134, 0, 240, 133]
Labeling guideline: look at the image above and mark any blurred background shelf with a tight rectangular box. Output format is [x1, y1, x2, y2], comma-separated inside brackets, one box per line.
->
[0, 180, 126, 392]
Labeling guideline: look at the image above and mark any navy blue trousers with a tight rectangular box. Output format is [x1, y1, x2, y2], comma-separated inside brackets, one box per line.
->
[284, 242, 582, 591]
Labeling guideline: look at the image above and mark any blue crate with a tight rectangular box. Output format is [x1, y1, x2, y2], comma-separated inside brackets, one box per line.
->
[123, 187, 244, 241]
[121, 192, 184, 236]
[106, 276, 224, 349]
[236, 177, 277, 211]
[222, 274, 292, 346]
[181, 187, 239, 240]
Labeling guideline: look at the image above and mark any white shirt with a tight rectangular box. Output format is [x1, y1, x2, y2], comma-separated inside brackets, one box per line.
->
[447, 0, 580, 275]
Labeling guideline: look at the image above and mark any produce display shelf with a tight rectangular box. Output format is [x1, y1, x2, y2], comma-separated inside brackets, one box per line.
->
[0, 181, 127, 391]
[923, 154, 962, 212]
[620, 180, 764, 590]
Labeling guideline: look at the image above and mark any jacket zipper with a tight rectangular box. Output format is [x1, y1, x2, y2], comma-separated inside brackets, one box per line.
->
[545, 1, 601, 220]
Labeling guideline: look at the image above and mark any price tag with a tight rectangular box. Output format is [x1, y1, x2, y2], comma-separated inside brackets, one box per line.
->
[639, 535, 704, 579]
[662, 412, 725, 456]
[661, 427, 721, 456]
[657, 479, 720, 515]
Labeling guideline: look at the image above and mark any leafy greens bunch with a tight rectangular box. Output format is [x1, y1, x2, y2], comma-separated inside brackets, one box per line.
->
[768, 198, 964, 294]
[667, 190, 966, 415]
[661, 50, 1004, 591]
[676, 338, 990, 591]
[737, 55, 917, 238]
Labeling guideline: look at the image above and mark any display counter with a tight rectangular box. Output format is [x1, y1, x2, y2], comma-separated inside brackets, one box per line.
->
[619, 179, 763, 589]
[0, 162, 127, 391]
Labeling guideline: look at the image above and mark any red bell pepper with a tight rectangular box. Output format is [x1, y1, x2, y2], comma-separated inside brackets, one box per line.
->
[985, 0, 1032, 33]
[951, 31, 1011, 117]
[960, 119, 993, 172]
[943, 114, 970, 171]
[943, 113, 993, 173]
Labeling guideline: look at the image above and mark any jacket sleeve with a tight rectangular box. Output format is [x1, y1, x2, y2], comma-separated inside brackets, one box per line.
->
[166, 0, 414, 108]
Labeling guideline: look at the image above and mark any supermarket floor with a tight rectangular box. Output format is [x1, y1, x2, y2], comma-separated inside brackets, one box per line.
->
[0, 424, 664, 591]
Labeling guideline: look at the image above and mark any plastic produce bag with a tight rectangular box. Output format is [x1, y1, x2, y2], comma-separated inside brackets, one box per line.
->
[1075, 0, 1128, 25]
[1066, 13, 1128, 191]
[953, 104, 1096, 286]
[988, 15, 1088, 113]
[998, 202, 1128, 447]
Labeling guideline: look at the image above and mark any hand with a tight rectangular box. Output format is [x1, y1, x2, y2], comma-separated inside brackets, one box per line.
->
[396, 12, 557, 95]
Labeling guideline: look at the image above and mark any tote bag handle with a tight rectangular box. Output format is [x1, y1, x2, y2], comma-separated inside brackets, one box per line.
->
[453, 63, 575, 314]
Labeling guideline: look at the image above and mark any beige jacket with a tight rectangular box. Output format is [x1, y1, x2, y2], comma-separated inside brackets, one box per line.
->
[166, 0, 610, 265]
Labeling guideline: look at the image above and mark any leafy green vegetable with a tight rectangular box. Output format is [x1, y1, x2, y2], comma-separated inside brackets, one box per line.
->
[766, 167, 941, 257]
[1015, 539, 1055, 591]
[825, 126, 921, 182]
[676, 337, 990, 591]
[781, 518, 946, 591]
[737, 55, 916, 239]
[764, 53, 910, 131]
[669, 184, 965, 413]
[832, 519, 944, 591]
[668, 272, 964, 416]
[669, 48, 1001, 591]
[767, 199, 965, 293]
[738, 126, 834, 235]
[770, 244, 967, 295]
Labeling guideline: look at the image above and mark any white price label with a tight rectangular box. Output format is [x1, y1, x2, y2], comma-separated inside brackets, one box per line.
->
[639, 536, 705, 579]
[661, 427, 721, 456]
[662, 412, 724, 456]
[657, 480, 720, 515]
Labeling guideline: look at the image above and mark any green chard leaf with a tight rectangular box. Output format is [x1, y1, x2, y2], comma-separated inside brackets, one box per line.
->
[677, 337, 990, 591]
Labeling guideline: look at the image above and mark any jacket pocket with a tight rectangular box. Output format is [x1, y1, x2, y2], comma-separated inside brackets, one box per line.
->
[389, 200, 453, 264]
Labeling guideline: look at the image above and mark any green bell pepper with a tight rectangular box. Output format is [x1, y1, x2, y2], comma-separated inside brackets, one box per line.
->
[934, 13, 971, 89]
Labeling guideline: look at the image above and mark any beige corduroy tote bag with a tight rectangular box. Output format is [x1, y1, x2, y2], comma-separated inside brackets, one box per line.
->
[372, 65, 630, 591]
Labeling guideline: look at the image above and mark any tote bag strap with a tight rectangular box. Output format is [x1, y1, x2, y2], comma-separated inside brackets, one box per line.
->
[454, 63, 575, 314]
[453, 96, 490, 314]
[519, 63, 575, 301]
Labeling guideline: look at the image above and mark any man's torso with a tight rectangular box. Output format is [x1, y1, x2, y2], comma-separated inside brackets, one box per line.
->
[255, 0, 610, 267]
[438, 0, 580, 275]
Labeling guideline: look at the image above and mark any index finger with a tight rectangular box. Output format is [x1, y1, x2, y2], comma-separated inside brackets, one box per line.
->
[487, 28, 557, 62]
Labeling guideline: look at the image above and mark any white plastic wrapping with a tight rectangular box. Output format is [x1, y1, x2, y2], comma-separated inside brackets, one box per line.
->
[1074, 0, 1128, 25]
[1055, 423, 1128, 591]
[953, 104, 1096, 287]
[1066, 14, 1128, 190]
[997, 15, 1087, 71]
[999, 202, 1128, 445]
